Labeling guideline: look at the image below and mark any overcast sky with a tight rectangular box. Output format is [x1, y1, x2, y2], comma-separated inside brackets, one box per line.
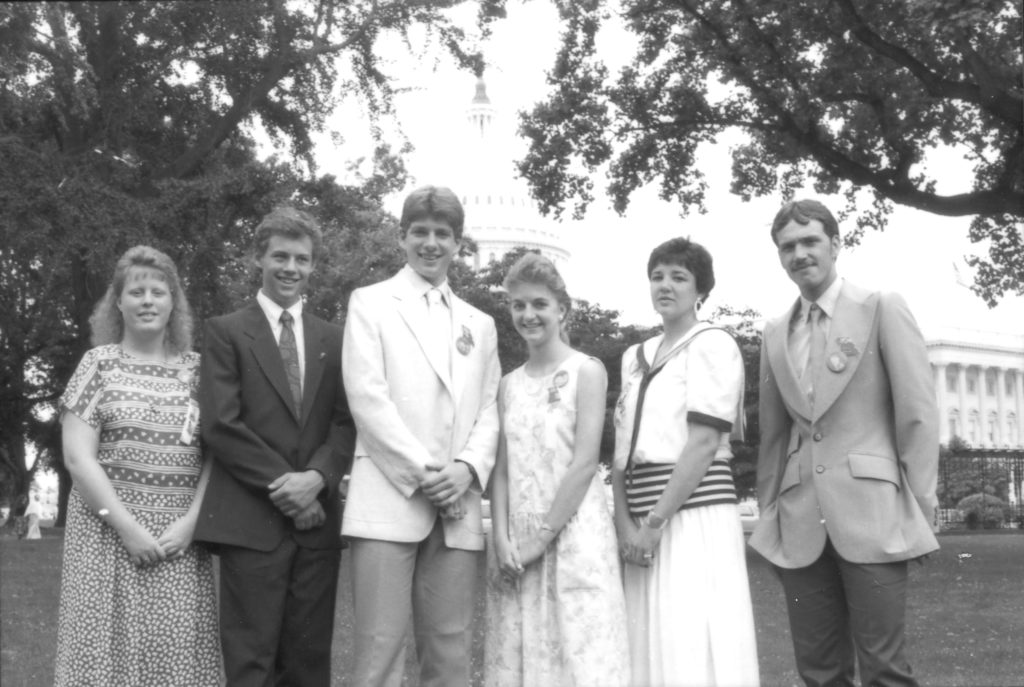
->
[306, 1, 1024, 336]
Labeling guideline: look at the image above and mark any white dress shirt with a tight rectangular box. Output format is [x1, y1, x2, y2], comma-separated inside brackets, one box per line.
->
[257, 290, 306, 391]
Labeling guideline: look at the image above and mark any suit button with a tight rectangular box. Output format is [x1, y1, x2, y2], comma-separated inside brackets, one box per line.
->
[815, 465, 825, 474]
[813, 432, 823, 441]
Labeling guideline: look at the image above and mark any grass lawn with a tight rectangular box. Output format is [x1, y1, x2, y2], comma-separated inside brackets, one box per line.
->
[3, 530, 1022, 686]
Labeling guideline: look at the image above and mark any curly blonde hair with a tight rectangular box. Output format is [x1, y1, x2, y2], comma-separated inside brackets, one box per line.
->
[89, 246, 194, 354]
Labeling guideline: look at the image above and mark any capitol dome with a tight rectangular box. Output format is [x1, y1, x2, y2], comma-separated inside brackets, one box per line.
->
[455, 76, 570, 270]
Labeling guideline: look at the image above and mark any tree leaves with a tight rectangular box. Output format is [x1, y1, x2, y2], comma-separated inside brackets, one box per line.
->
[518, 0, 1023, 301]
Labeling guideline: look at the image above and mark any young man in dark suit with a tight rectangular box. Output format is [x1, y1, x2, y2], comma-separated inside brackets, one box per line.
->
[195, 207, 355, 686]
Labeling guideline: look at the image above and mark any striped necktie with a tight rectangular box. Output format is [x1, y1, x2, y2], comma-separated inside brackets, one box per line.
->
[801, 303, 826, 404]
[279, 311, 302, 414]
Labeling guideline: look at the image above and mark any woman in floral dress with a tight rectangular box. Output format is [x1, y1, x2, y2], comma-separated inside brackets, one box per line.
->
[55, 246, 220, 686]
[485, 252, 629, 686]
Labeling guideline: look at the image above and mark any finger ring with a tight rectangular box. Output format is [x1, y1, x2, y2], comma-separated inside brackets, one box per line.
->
[643, 553, 653, 559]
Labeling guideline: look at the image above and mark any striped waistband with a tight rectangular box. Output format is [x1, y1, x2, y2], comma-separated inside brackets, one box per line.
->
[626, 459, 737, 517]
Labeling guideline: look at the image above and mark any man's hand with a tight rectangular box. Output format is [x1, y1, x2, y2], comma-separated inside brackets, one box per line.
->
[293, 501, 326, 531]
[268, 470, 325, 517]
[420, 461, 473, 509]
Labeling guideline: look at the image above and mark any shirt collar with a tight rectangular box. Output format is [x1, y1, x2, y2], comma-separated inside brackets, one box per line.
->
[401, 264, 452, 305]
[801, 276, 844, 321]
[257, 289, 303, 325]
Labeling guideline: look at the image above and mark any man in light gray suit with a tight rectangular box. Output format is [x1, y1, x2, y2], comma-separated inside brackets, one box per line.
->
[750, 199, 939, 687]
[341, 186, 500, 687]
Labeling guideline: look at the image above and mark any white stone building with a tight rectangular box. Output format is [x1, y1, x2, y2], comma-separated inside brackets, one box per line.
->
[454, 77, 569, 270]
[926, 326, 1024, 448]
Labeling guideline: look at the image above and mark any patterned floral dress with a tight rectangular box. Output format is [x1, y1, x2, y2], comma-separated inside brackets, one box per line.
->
[485, 352, 630, 686]
[55, 345, 220, 687]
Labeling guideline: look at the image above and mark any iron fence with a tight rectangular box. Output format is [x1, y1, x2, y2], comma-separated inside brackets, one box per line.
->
[937, 449, 1024, 530]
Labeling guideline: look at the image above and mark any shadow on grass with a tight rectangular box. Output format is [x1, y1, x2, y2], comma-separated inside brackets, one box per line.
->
[3, 530, 1022, 686]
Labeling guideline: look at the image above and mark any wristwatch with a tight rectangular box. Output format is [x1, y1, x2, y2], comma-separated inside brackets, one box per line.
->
[643, 511, 669, 530]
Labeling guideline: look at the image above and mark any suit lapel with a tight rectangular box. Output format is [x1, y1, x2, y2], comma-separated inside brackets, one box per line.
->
[244, 303, 299, 421]
[766, 302, 812, 421]
[394, 280, 455, 396]
[449, 295, 479, 407]
[811, 285, 875, 420]
[300, 314, 327, 426]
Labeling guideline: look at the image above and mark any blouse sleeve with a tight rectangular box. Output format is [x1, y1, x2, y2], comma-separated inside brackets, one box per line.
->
[59, 347, 106, 429]
[685, 329, 743, 432]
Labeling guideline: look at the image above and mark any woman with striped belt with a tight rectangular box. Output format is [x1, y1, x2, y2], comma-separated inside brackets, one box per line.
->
[612, 237, 759, 687]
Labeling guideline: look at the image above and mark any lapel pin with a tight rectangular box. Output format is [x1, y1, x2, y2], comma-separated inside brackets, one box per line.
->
[456, 325, 474, 356]
[827, 352, 848, 373]
[837, 337, 859, 357]
[319, 352, 326, 360]
[548, 370, 570, 403]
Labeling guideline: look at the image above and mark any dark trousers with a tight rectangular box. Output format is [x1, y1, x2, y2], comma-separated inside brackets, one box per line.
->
[776, 539, 917, 687]
[218, 538, 342, 687]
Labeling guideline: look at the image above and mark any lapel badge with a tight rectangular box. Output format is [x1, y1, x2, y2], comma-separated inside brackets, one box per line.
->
[318, 352, 326, 360]
[456, 325, 474, 356]
[827, 352, 848, 373]
[548, 369, 570, 404]
[837, 337, 859, 357]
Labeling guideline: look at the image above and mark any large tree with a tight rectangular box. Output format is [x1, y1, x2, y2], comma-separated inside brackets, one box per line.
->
[518, 0, 1023, 303]
[0, 0, 500, 519]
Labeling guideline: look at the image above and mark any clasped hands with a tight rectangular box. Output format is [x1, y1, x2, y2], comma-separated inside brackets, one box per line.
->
[618, 520, 662, 568]
[121, 514, 196, 567]
[496, 529, 554, 584]
[269, 470, 326, 530]
[420, 460, 473, 520]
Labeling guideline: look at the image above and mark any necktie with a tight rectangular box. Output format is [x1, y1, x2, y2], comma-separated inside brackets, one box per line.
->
[279, 311, 302, 414]
[426, 288, 451, 375]
[802, 304, 826, 403]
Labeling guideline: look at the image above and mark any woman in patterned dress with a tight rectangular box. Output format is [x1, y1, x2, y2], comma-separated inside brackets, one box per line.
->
[613, 237, 758, 687]
[55, 246, 220, 686]
[485, 253, 629, 686]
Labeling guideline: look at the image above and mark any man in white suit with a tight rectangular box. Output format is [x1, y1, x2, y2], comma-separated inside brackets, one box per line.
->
[342, 185, 500, 687]
[749, 199, 939, 687]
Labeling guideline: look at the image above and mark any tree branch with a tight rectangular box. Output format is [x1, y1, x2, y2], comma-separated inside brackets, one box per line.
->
[833, 0, 1022, 124]
[157, 3, 383, 180]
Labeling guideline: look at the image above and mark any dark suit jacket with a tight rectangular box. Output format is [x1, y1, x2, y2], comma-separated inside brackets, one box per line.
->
[195, 302, 355, 552]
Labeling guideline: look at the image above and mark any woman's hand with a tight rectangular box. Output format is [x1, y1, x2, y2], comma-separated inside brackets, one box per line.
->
[619, 519, 662, 567]
[632, 522, 663, 566]
[157, 514, 197, 558]
[495, 534, 523, 582]
[517, 531, 554, 569]
[119, 522, 167, 567]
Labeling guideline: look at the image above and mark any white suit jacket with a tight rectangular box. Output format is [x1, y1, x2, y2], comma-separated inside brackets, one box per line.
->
[749, 282, 940, 567]
[341, 268, 500, 550]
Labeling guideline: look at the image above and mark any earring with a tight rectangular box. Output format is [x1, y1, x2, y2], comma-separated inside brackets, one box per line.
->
[693, 300, 702, 319]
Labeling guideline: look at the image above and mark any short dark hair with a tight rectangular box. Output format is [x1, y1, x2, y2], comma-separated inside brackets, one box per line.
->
[770, 199, 839, 244]
[253, 206, 323, 261]
[399, 186, 465, 240]
[647, 237, 715, 303]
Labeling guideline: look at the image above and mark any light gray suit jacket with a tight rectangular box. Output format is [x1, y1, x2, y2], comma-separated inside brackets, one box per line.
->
[341, 269, 500, 551]
[749, 282, 940, 567]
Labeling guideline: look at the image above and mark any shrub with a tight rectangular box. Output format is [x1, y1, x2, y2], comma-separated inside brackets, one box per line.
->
[956, 493, 1010, 530]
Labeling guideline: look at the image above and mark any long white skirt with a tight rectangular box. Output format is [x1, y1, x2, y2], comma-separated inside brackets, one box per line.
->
[623, 503, 760, 687]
